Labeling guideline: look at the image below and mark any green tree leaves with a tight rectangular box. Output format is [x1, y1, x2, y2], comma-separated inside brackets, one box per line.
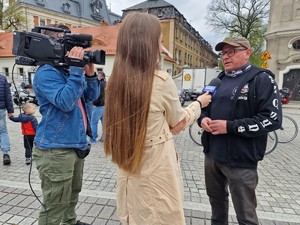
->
[206, 0, 270, 67]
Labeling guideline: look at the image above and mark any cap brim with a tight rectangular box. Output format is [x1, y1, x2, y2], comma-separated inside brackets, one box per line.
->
[215, 41, 242, 51]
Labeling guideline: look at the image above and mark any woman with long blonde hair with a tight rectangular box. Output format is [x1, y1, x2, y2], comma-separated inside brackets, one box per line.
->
[104, 12, 211, 225]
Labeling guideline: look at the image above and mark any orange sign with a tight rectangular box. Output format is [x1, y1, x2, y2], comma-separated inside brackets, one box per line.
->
[184, 74, 191, 81]
[260, 50, 272, 60]
[261, 61, 269, 68]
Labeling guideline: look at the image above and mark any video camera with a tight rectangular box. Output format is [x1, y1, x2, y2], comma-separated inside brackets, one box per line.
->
[12, 26, 105, 67]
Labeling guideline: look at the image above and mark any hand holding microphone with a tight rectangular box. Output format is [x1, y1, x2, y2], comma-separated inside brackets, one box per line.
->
[197, 77, 222, 108]
[197, 92, 211, 108]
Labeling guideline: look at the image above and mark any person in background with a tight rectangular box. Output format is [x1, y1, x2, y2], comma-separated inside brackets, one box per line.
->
[32, 24, 98, 225]
[85, 97, 93, 124]
[9, 102, 38, 165]
[198, 36, 282, 225]
[90, 69, 106, 143]
[0, 75, 14, 165]
[104, 12, 211, 225]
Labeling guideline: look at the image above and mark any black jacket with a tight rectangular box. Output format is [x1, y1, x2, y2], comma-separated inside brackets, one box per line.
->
[199, 66, 282, 168]
[93, 79, 106, 106]
[0, 75, 14, 113]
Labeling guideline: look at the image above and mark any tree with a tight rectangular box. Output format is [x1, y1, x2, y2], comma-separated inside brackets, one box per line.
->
[0, 0, 6, 28]
[0, 0, 26, 31]
[206, 0, 270, 67]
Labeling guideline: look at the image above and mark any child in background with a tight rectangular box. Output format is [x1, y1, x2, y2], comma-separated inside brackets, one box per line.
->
[9, 103, 38, 165]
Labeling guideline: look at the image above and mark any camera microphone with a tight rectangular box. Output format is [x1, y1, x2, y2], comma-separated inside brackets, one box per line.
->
[202, 78, 222, 95]
[65, 33, 93, 42]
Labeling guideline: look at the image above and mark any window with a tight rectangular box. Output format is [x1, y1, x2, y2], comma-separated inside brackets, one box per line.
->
[179, 50, 182, 62]
[33, 16, 39, 26]
[157, 9, 163, 17]
[40, 18, 45, 26]
[3, 67, 9, 77]
[19, 68, 24, 77]
[292, 40, 300, 50]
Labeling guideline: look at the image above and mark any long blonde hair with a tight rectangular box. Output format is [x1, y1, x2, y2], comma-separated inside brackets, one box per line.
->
[104, 12, 161, 174]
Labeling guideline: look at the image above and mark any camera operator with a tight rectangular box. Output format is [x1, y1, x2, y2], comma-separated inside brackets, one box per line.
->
[32, 24, 99, 225]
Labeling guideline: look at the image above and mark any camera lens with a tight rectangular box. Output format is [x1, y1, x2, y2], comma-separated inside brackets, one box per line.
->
[83, 50, 106, 65]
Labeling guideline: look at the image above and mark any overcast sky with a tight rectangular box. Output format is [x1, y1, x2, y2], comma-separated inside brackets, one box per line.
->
[107, 0, 226, 49]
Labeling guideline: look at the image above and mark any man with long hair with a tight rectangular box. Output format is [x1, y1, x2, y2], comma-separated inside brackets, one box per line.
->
[104, 12, 211, 225]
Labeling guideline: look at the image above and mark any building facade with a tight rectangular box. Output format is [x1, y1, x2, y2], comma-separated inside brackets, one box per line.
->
[122, 0, 218, 76]
[9, 0, 121, 30]
[265, 0, 300, 101]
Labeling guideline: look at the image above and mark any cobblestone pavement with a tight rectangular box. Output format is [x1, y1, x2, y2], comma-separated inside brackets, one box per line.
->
[0, 107, 300, 225]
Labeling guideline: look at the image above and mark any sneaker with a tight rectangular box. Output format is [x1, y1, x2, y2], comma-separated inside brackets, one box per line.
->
[75, 221, 91, 225]
[25, 158, 31, 165]
[3, 154, 11, 165]
[97, 137, 104, 142]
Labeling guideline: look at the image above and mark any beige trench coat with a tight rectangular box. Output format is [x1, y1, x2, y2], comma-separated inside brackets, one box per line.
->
[117, 70, 201, 225]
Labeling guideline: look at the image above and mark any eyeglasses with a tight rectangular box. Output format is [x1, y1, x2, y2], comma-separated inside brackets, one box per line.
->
[219, 48, 247, 58]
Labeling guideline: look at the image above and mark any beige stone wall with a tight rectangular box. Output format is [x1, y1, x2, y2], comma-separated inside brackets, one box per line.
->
[265, 0, 300, 86]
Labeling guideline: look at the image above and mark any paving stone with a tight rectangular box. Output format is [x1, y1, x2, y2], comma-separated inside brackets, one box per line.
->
[0, 112, 299, 225]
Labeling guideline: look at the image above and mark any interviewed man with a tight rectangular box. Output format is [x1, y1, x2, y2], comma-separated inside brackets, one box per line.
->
[198, 37, 282, 225]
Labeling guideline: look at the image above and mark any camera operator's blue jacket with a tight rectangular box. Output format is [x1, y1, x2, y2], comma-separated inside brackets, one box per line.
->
[33, 65, 99, 150]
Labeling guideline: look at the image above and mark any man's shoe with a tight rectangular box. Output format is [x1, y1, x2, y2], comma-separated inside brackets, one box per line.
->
[3, 154, 11, 165]
[75, 221, 91, 225]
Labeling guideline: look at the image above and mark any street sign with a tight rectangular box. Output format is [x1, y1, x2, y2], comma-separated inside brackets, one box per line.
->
[261, 50, 272, 60]
[261, 61, 269, 68]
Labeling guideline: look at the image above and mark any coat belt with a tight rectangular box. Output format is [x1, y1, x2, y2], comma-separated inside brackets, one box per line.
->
[145, 131, 173, 147]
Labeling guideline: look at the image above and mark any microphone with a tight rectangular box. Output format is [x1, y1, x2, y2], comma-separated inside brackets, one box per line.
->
[202, 78, 221, 95]
[65, 33, 93, 42]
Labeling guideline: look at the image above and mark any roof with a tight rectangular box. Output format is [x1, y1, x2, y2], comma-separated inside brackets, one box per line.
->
[15, 0, 115, 24]
[0, 32, 14, 57]
[0, 24, 174, 62]
[71, 24, 121, 56]
[123, 0, 172, 11]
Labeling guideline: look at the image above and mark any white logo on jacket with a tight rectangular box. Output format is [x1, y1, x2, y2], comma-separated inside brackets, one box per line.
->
[238, 126, 246, 133]
[260, 119, 272, 128]
[248, 124, 259, 132]
[231, 83, 249, 100]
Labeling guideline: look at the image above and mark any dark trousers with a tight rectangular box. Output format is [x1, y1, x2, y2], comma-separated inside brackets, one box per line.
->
[23, 135, 34, 158]
[205, 155, 259, 225]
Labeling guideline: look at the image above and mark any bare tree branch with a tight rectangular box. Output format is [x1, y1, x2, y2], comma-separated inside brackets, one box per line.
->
[206, 0, 270, 38]
[206, 0, 270, 66]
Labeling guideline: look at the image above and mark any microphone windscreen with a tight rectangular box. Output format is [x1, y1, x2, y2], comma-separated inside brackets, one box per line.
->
[208, 78, 222, 87]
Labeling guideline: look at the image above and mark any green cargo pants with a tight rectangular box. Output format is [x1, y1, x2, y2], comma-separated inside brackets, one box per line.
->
[33, 147, 84, 225]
